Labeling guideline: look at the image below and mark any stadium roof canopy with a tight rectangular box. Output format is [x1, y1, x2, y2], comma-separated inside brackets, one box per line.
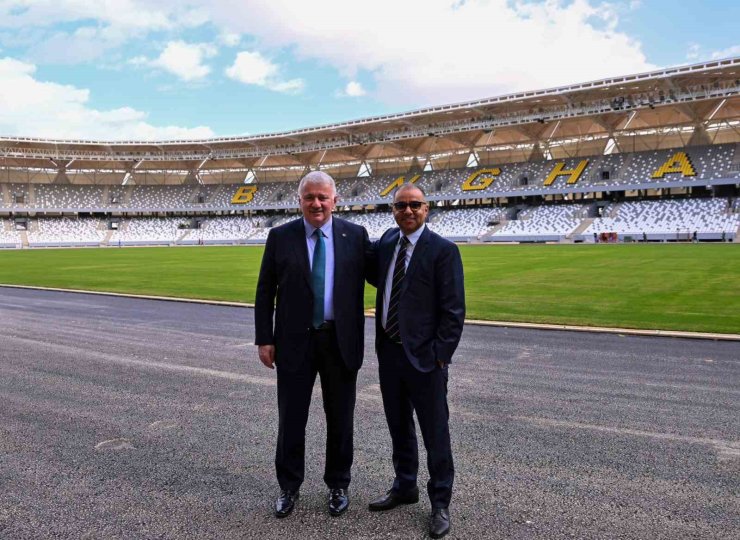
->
[1, 57, 739, 185]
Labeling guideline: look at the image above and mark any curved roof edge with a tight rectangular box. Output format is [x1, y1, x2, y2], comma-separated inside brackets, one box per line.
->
[2, 56, 739, 145]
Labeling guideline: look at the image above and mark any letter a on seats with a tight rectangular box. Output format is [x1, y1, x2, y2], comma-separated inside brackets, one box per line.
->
[651, 152, 696, 178]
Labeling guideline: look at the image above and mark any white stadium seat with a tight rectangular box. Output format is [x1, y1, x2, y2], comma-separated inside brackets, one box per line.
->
[1, 143, 738, 246]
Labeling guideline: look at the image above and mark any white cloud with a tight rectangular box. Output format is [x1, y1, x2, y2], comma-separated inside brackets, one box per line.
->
[225, 50, 304, 93]
[148, 41, 217, 81]
[225, 51, 274, 84]
[687, 43, 701, 61]
[219, 31, 241, 47]
[0, 1, 204, 64]
[204, 0, 655, 105]
[270, 79, 305, 93]
[344, 81, 366, 97]
[0, 1, 174, 31]
[27, 25, 131, 64]
[0, 0, 658, 104]
[129, 41, 218, 82]
[0, 0, 671, 138]
[128, 55, 149, 66]
[0, 56, 214, 140]
[711, 45, 740, 60]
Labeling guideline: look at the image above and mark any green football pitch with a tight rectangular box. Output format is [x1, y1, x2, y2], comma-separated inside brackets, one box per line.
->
[0, 244, 737, 334]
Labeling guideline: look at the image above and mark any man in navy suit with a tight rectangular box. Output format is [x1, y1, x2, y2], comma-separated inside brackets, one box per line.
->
[368, 184, 465, 539]
[254, 171, 371, 518]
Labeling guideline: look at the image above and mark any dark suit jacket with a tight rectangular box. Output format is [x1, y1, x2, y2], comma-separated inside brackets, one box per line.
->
[255, 217, 370, 372]
[375, 225, 465, 372]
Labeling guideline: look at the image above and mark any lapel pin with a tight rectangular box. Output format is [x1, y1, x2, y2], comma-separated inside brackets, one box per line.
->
[342, 233, 346, 237]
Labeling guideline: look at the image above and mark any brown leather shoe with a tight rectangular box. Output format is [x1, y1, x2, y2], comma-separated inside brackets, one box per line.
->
[367, 486, 420, 511]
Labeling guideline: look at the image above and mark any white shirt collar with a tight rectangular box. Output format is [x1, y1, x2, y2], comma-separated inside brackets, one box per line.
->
[401, 223, 425, 245]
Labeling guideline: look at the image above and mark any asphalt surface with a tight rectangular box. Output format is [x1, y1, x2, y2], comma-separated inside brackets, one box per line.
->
[0, 287, 738, 540]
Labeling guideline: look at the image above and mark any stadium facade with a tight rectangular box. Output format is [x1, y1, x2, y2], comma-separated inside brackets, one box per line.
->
[1, 58, 739, 248]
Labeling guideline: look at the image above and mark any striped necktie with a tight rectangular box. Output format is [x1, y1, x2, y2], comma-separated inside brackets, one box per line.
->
[384, 235, 409, 344]
[311, 228, 326, 328]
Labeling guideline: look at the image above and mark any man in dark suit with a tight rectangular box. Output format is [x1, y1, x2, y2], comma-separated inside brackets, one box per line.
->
[368, 184, 465, 539]
[254, 171, 370, 518]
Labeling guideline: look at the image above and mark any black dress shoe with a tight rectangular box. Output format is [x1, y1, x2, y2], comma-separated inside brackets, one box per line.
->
[429, 507, 450, 539]
[367, 486, 420, 511]
[328, 488, 349, 516]
[274, 490, 299, 518]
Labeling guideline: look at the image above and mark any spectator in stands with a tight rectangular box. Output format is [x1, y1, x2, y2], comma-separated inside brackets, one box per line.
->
[254, 171, 372, 519]
[367, 184, 465, 539]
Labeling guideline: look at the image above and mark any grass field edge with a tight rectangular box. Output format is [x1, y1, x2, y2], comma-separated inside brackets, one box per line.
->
[3, 283, 738, 342]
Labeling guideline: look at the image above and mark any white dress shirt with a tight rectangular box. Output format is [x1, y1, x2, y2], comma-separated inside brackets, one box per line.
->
[381, 223, 425, 328]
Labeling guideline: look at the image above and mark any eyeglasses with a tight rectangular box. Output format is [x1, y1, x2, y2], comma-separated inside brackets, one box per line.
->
[393, 201, 426, 211]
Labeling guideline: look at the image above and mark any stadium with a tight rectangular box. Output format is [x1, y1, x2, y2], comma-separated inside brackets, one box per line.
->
[1, 55, 739, 540]
[1, 58, 739, 248]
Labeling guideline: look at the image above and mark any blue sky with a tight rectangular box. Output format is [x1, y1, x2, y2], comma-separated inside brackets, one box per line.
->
[0, 0, 737, 140]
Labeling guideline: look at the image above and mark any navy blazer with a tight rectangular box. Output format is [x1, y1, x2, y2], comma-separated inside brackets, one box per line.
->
[255, 217, 371, 372]
[375, 226, 465, 372]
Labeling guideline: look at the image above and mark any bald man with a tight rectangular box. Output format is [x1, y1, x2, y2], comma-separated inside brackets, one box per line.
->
[368, 184, 465, 539]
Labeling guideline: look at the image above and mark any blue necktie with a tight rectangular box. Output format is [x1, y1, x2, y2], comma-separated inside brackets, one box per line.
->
[311, 229, 326, 328]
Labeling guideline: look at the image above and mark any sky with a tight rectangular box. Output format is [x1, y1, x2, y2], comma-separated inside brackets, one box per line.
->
[0, 0, 737, 141]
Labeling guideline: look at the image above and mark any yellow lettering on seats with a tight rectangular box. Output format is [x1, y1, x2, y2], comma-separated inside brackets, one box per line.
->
[651, 152, 696, 178]
[231, 185, 257, 204]
[462, 168, 501, 191]
[380, 175, 420, 197]
[543, 160, 589, 186]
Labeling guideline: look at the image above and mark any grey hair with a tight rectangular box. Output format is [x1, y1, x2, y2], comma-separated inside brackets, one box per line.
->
[298, 170, 336, 196]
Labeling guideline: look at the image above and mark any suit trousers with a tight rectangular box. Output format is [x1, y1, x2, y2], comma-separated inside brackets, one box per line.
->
[275, 326, 357, 492]
[377, 332, 454, 509]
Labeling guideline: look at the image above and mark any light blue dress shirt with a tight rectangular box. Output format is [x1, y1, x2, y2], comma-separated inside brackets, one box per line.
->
[304, 217, 335, 321]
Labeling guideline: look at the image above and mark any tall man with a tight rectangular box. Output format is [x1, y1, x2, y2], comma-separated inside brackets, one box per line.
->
[254, 171, 371, 518]
[368, 184, 465, 539]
